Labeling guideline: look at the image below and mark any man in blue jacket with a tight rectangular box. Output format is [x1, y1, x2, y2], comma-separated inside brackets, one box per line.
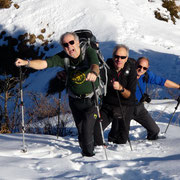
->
[134, 57, 180, 140]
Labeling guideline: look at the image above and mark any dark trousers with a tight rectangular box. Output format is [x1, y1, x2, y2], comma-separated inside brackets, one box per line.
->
[94, 103, 134, 145]
[133, 103, 160, 140]
[69, 96, 97, 156]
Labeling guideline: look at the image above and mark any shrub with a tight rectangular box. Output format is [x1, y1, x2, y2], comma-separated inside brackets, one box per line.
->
[0, 123, 11, 133]
[162, 0, 180, 24]
[0, 75, 20, 133]
[25, 92, 71, 136]
[0, 0, 12, 9]
[154, 10, 169, 22]
[154, 0, 180, 24]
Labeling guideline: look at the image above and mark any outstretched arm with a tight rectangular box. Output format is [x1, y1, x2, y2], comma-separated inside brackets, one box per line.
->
[15, 58, 48, 70]
[164, 80, 180, 89]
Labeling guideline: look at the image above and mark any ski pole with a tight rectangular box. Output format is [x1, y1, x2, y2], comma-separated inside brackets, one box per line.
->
[57, 91, 61, 139]
[19, 67, 27, 153]
[92, 82, 108, 160]
[116, 91, 133, 151]
[164, 95, 180, 134]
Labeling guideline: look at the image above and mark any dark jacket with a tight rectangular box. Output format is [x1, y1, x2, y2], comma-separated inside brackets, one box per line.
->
[103, 58, 137, 106]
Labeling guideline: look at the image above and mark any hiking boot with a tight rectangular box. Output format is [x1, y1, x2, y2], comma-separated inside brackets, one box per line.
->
[147, 134, 159, 140]
[108, 136, 117, 143]
[81, 151, 95, 157]
[108, 136, 127, 144]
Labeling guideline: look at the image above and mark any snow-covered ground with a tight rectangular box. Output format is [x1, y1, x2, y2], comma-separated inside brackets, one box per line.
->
[0, 100, 180, 180]
[0, 0, 180, 179]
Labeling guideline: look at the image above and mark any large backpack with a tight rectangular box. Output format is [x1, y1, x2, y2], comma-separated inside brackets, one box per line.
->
[64, 29, 109, 97]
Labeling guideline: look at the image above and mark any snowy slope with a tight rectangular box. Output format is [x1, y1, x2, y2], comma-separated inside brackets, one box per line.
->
[1, 0, 180, 96]
[0, 0, 180, 179]
[0, 100, 180, 179]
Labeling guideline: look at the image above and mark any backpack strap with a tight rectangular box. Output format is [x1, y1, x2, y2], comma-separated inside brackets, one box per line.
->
[143, 72, 149, 83]
[143, 72, 149, 94]
[138, 72, 149, 96]
[137, 80, 144, 96]
[64, 57, 70, 88]
[80, 42, 88, 60]
[63, 43, 89, 79]
[97, 49, 109, 96]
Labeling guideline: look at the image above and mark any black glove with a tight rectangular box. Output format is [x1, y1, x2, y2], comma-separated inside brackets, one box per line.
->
[57, 70, 66, 82]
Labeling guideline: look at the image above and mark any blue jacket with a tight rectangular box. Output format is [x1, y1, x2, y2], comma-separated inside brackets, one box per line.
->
[136, 70, 166, 102]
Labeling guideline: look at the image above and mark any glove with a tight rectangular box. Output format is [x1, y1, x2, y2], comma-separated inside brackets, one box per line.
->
[56, 70, 66, 82]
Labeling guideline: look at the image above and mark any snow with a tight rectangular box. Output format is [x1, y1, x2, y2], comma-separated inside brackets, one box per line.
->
[0, 100, 180, 179]
[0, 0, 180, 179]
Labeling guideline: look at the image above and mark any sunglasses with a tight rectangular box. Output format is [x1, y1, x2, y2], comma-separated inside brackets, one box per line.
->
[114, 55, 127, 60]
[63, 40, 75, 47]
[137, 65, 148, 71]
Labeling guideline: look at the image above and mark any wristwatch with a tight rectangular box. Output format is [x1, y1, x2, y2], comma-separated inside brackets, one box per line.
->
[119, 87, 125, 92]
[25, 59, 30, 67]
[90, 70, 98, 77]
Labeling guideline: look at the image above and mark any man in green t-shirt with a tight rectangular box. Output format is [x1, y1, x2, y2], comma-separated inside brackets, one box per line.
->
[15, 32, 100, 157]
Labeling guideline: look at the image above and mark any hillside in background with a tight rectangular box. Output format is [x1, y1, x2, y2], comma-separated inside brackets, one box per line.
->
[0, 0, 180, 179]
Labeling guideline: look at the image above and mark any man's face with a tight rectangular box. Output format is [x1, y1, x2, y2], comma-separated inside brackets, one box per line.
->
[136, 58, 149, 78]
[114, 47, 128, 70]
[62, 34, 80, 59]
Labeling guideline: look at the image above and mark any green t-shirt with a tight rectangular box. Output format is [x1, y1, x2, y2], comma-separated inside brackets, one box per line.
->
[46, 47, 99, 95]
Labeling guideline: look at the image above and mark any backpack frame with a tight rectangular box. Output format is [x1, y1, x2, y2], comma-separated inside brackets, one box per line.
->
[64, 29, 109, 97]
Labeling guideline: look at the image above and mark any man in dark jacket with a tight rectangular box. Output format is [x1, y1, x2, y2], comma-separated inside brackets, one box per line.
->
[134, 56, 180, 140]
[15, 32, 100, 157]
[94, 44, 137, 145]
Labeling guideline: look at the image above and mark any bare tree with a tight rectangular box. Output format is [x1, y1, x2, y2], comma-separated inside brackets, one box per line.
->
[0, 74, 19, 132]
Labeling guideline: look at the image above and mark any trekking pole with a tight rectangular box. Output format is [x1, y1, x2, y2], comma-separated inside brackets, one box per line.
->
[164, 95, 180, 134]
[116, 91, 133, 151]
[92, 82, 108, 160]
[19, 67, 27, 153]
[57, 91, 61, 139]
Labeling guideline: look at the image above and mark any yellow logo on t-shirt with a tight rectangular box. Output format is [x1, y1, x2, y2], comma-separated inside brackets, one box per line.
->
[71, 71, 86, 84]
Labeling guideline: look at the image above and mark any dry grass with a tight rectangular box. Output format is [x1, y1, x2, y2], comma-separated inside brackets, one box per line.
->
[154, 0, 180, 24]
[25, 92, 71, 136]
[0, 124, 11, 133]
